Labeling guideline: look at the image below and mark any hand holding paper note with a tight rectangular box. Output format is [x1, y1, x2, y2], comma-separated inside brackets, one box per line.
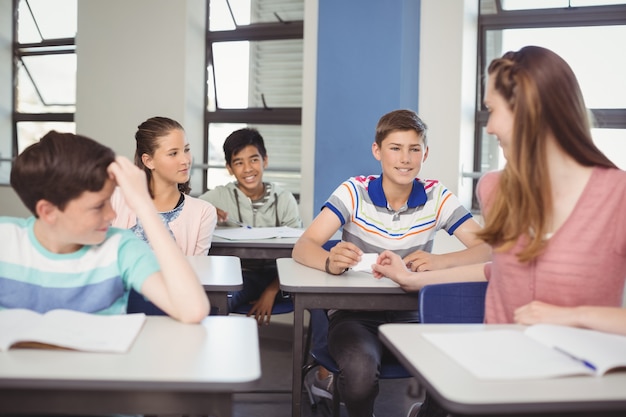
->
[352, 253, 379, 274]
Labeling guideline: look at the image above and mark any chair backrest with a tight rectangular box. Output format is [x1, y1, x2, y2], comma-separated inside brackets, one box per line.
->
[127, 288, 167, 315]
[418, 281, 488, 324]
[128, 289, 219, 316]
[322, 239, 341, 251]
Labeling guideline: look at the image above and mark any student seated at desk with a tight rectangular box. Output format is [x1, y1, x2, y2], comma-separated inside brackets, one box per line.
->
[200, 128, 302, 326]
[292, 109, 491, 417]
[515, 302, 626, 336]
[112, 116, 217, 256]
[373, 46, 626, 417]
[0, 131, 209, 323]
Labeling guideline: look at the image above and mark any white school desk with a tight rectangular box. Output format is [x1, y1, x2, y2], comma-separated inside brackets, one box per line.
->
[379, 323, 626, 417]
[276, 257, 420, 417]
[188, 255, 243, 315]
[0, 315, 261, 417]
[209, 229, 341, 260]
[209, 235, 299, 259]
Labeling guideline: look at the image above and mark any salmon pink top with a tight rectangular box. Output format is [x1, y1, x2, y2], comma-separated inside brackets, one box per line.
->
[477, 167, 626, 323]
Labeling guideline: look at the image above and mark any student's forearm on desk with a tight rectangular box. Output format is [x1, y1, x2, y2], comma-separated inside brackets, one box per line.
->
[574, 306, 626, 335]
[437, 243, 492, 268]
[515, 302, 626, 336]
[374, 254, 487, 292]
[292, 236, 329, 271]
[408, 263, 487, 290]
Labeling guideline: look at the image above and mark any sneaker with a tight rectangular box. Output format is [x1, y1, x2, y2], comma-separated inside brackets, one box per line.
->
[308, 367, 334, 401]
[407, 402, 422, 417]
[415, 393, 449, 417]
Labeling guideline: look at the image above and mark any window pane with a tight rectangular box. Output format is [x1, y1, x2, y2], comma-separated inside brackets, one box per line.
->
[479, 127, 506, 172]
[478, 127, 626, 173]
[18, 0, 77, 42]
[485, 26, 626, 108]
[209, 0, 304, 30]
[211, 39, 303, 109]
[592, 128, 626, 170]
[212, 42, 250, 108]
[17, 54, 76, 112]
[17, 122, 76, 154]
[0, 143, 11, 185]
[207, 123, 301, 195]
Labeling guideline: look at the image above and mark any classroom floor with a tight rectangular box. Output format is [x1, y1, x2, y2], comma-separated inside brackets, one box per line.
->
[232, 313, 423, 417]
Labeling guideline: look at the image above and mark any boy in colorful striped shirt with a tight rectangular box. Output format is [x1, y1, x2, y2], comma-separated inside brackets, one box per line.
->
[293, 109, 491, 417]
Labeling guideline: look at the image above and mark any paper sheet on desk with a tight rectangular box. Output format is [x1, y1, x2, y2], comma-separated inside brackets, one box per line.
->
[213, 226, 304, 240]
[351, 253, 379, 274]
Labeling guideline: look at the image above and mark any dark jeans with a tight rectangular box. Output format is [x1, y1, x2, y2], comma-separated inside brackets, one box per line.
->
[327, 310, 419, 417]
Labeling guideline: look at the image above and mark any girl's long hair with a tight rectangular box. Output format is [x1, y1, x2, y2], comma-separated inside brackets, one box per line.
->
[477, 46, 616, 262]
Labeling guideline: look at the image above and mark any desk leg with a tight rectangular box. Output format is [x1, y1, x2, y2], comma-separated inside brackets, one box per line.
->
[292, 295, 305, 417]
[207, 293, 229, 315]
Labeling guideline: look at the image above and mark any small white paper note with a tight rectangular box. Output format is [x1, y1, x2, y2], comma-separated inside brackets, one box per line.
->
[352, 253, 379, 274]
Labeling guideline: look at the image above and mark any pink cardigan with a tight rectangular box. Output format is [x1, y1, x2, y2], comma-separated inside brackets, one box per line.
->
[477, 167, 626, 324]
[111, 188, 217, 256]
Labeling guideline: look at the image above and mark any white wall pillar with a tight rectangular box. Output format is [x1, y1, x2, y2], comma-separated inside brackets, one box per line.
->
[418, 0, 478, 209]
[76, 0, 206, 192]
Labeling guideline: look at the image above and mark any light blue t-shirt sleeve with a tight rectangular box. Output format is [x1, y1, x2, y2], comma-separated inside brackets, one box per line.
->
[115, 229, 161, 292]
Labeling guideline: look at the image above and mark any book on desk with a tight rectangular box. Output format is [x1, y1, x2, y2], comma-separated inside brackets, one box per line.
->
[423, 323, 626, 379]
[0, 308, 146, 353]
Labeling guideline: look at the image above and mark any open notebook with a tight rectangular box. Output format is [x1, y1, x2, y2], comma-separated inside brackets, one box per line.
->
[423, 324, 626, 379]
[0, 309, 146, 353]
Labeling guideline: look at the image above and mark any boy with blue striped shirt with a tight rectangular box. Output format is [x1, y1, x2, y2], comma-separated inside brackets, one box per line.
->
[0, 131, 209, 323]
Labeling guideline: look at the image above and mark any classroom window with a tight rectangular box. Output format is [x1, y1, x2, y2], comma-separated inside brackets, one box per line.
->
[6, 0, 76, 184]
[203, 0, 303, 198]
[472, 0, 626, 209]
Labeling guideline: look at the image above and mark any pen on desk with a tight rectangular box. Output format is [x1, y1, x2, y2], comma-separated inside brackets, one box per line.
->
[553, 346, 597, 372]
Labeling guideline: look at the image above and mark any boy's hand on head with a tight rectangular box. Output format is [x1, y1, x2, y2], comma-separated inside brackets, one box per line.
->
[107, 156, 152, 213]
[327, 241, 362, 274]
[403, 250, 446, 272]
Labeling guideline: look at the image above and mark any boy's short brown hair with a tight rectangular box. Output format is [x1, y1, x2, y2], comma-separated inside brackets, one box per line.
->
[10, 131, 116, 215]
[375, 109, 428, 147]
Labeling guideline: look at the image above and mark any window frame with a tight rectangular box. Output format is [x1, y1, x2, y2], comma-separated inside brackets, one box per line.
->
[202, 0, 304, 194]
[11, 0, 76, 160]
[472, 1, 626, 209]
